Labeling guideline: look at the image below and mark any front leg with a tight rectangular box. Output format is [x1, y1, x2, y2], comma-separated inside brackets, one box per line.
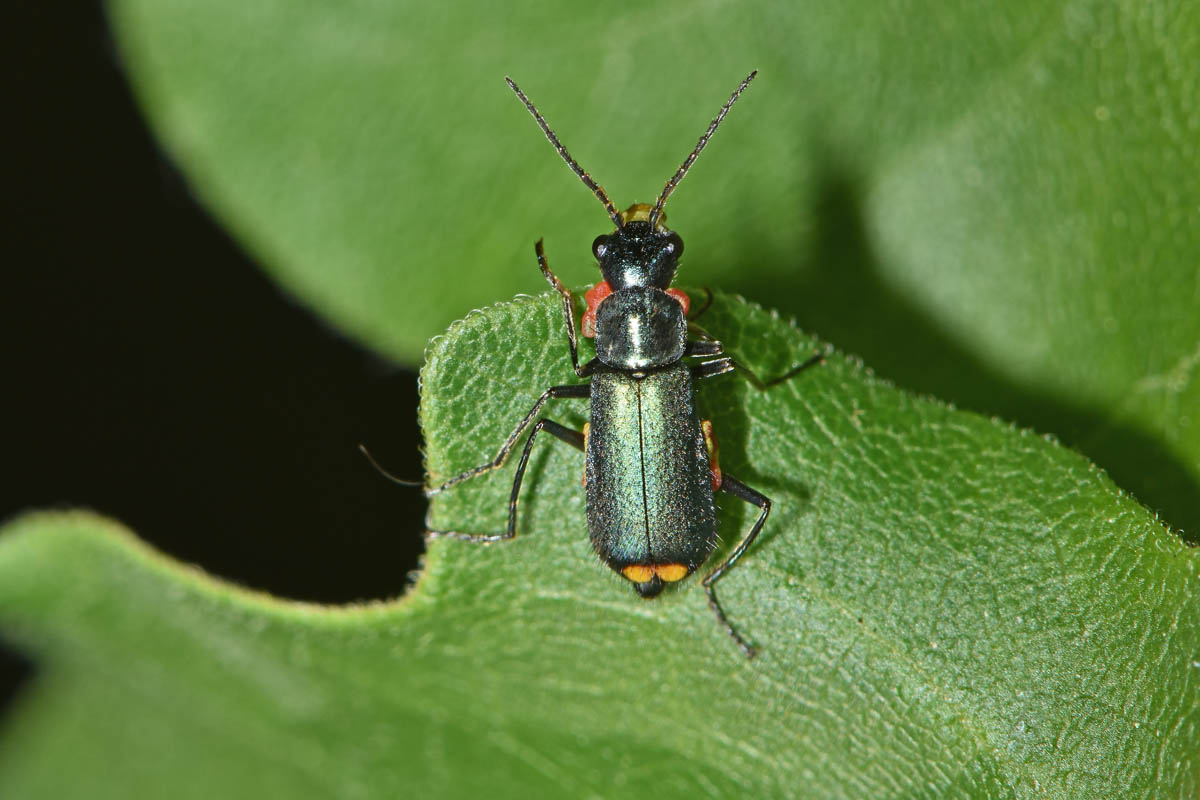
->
[536, 239, 597, 378]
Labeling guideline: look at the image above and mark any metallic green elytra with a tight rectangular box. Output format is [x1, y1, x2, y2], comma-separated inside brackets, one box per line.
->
[586, 365, 717, 597]
[369, 71, 823, 657]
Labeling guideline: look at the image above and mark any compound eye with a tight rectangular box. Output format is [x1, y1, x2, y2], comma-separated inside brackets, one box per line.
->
[592, 234, 609, 261]
[665, 232, 684, 259]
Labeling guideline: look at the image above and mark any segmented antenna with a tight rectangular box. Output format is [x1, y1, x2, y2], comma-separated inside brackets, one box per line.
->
[506, 77, 623, 229]
[649, 70, 758, 228]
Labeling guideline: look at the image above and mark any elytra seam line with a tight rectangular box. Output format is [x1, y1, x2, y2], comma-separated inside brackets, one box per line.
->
[636, 383, 652, 559]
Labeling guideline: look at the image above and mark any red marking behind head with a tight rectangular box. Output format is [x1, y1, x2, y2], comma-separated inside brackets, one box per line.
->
[581, 281, 613, 338]
[665, 288, 690, 316]
[583, 283, 691, 339]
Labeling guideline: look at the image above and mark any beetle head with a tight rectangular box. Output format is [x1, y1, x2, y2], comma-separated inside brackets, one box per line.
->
[506, 71, 756, 280]
[591, 203, 683, 290]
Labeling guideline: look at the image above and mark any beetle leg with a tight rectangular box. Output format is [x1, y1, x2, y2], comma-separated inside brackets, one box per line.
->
[686, 321, 719, 344]
[693, 351, 824, 389]
[691, 358, 737, 381]
[429, 419, 584, 543]
[688, 286, 714, 320]
[685, 338, 725, 358]
[703, 474, 771, 658]
[358, 444, 423, 487]
[426, 383, 588, 496]
[536, 239, 597, 378]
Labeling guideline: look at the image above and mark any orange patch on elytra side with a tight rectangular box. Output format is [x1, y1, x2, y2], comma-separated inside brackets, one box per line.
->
[581, 422, 590, 486]
[622, 565, 655, 583]
[701, 419, 722, 491]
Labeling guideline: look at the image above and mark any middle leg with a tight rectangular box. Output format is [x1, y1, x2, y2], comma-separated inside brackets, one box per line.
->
[429, 419, 584, 543]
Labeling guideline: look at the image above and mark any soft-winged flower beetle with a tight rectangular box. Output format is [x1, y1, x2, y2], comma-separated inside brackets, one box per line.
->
[369, 71, 822, 656]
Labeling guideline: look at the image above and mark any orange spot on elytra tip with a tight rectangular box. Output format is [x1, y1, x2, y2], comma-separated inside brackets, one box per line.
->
[622, 565, 655, 583]
[655, 563, 689, 582]
[621, 563, 690, 584]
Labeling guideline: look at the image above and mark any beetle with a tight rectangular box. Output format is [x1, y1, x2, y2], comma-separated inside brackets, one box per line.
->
[373, 71, 821, 657]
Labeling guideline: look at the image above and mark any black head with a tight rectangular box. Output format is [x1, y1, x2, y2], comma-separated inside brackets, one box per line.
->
[591, 204, 684, 290]
[506, 70, 757, 263]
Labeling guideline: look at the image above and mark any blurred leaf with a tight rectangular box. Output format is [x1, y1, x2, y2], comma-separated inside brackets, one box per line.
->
[109, 0, 1200, 535]
[2, 296, 1197, 798]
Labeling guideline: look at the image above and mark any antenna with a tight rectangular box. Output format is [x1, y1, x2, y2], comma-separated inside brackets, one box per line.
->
[649, 70, 758, 228]
[506, 77, 623, 229]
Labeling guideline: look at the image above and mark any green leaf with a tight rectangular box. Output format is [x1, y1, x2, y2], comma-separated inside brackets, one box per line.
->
[107, 0, 1200, 535]
[2, 296, 1197, 798]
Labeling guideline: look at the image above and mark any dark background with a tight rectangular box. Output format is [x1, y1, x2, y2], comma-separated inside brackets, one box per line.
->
[1, 3, 426, 725]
